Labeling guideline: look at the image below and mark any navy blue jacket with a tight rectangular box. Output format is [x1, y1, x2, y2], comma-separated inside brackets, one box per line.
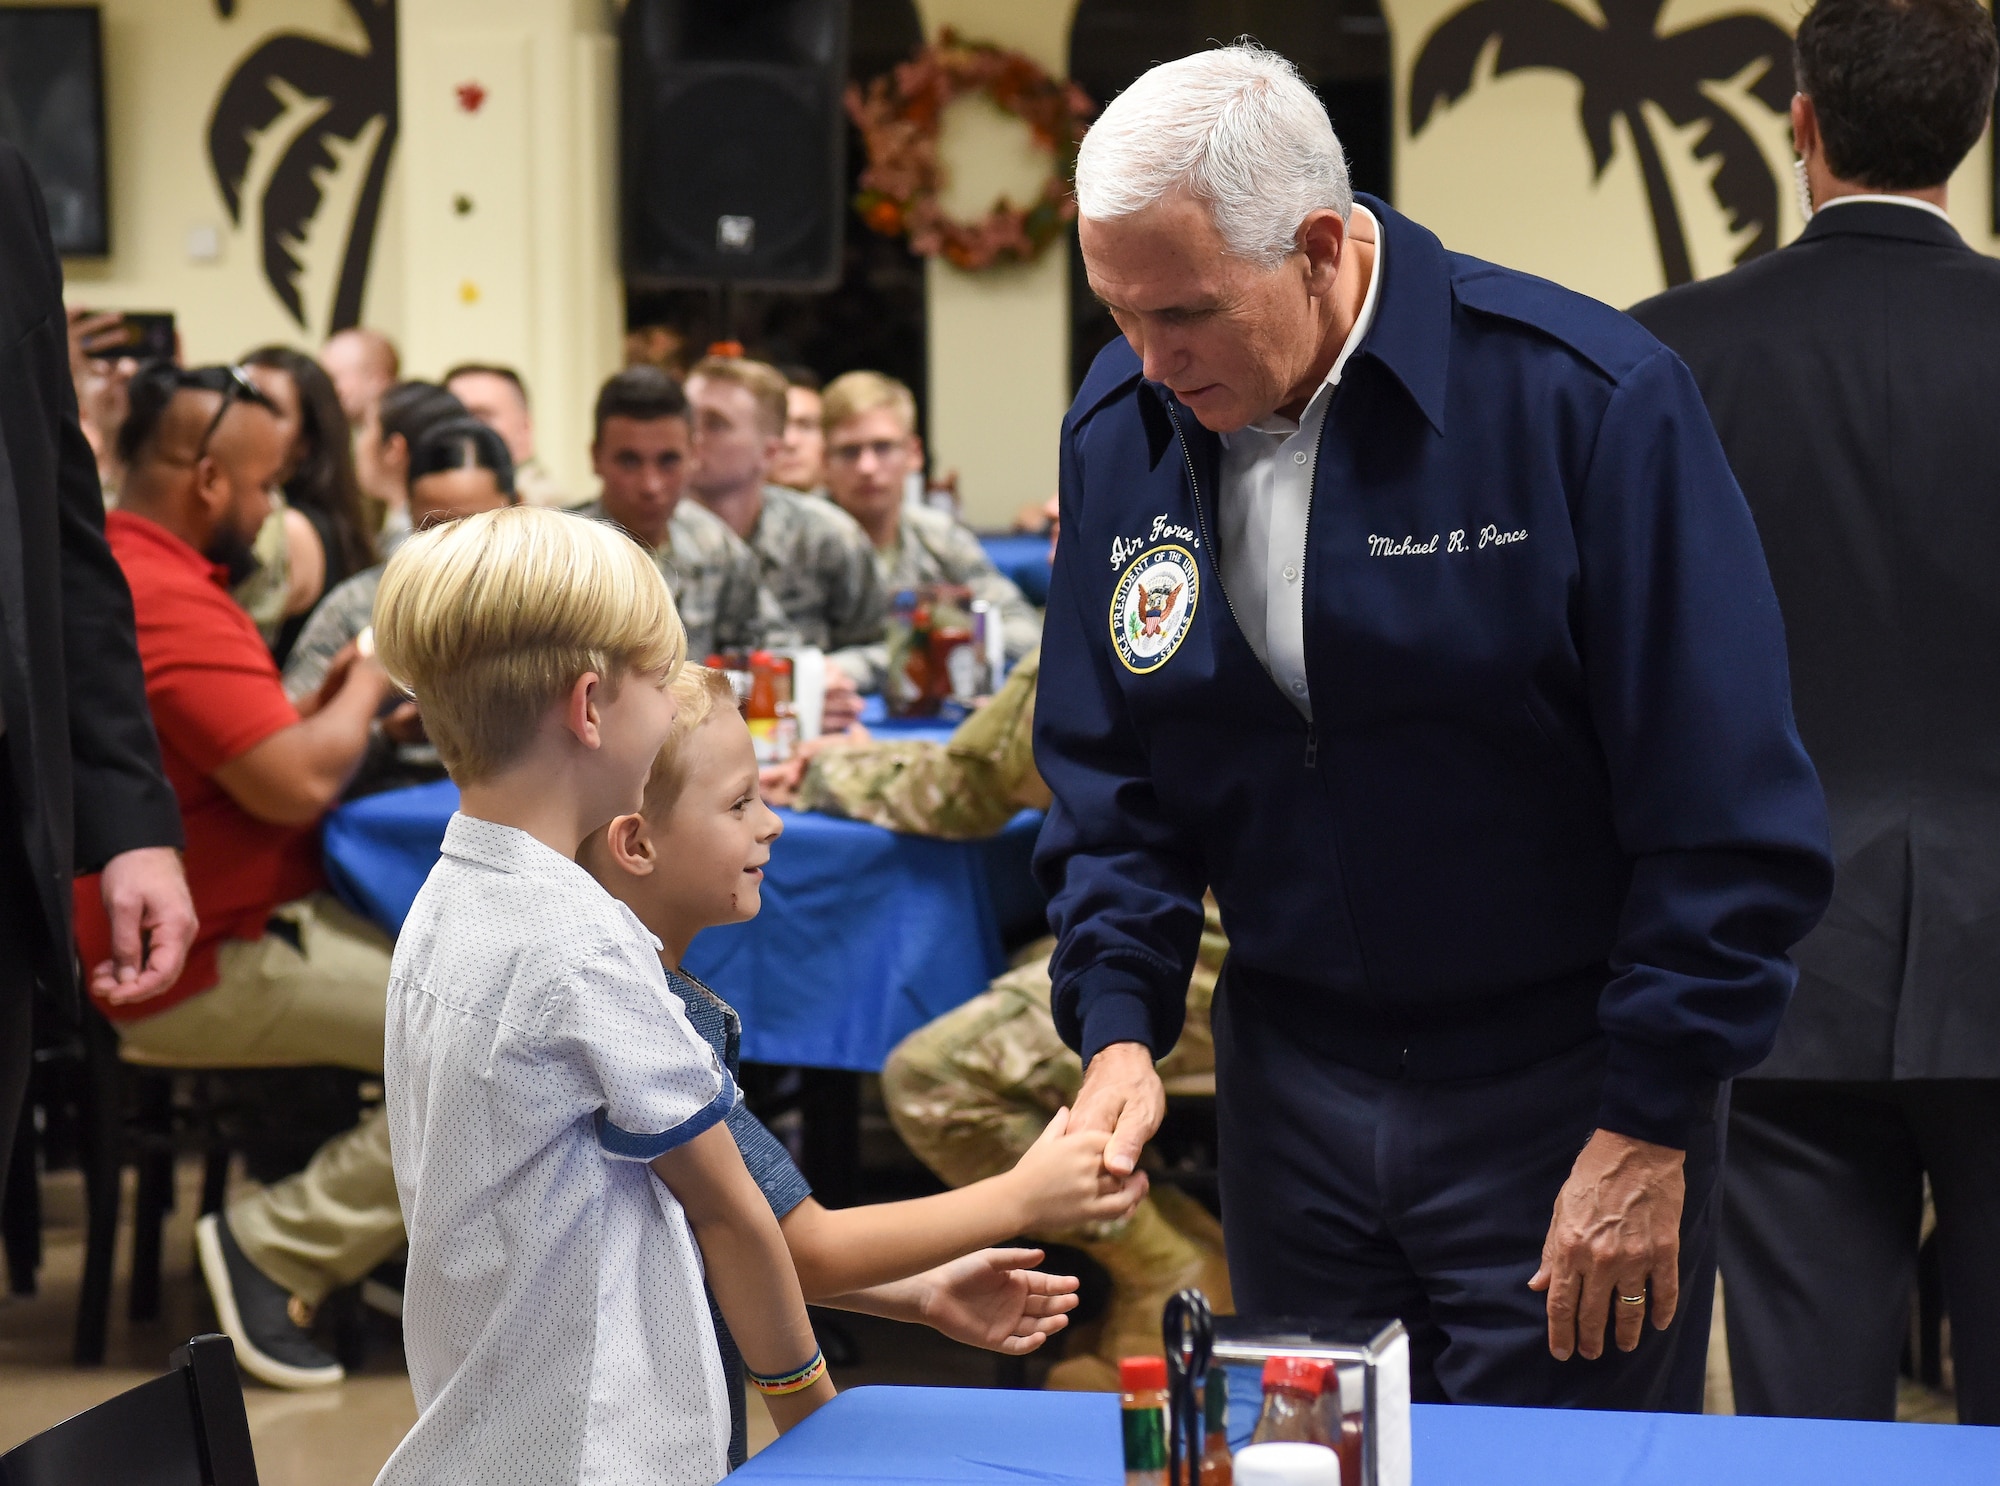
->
[1032, 197, 1834, 1148]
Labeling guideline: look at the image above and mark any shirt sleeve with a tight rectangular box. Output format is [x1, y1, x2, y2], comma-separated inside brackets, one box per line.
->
[281, 571, 373, 702]
[1033, 416, 1211, 1063]
[823, 522, 890, 653]
[1574, 347, 1834, 1146]
[146, 597, 302, 773]
[725, 1102, 812, 1219]
[550, 938, 737, 1162]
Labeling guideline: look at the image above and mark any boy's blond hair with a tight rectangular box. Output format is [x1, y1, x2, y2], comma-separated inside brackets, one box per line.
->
[820, 370, 917, 438]
[374, 506, 686, 781]
[638, 665, 740, 821]
[687, 355, 789, 436]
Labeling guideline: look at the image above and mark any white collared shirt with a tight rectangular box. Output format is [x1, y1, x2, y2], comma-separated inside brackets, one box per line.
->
[378, 814, 738, 1486]
[1814, 193, 1955, 226]
[1218, 204, 1385, 720]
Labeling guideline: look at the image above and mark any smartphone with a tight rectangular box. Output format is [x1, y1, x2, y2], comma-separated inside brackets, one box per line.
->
[88, 311, 176, 362]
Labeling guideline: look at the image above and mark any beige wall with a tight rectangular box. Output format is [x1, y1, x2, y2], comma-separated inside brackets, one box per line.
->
[41, 0, 1994, 532]
[1390, 0, 2000, 303]
[395, 0, 621, 499]
[29, 0, 619, 498]
[911, 0, 1080, 527]
[37, 0, 404, 360]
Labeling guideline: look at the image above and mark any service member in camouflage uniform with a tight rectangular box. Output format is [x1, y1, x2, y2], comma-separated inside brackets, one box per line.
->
[784, 645, 1229, 1389]
[818, 370, 1041, 691]
[579, 366, 798, 661]
[685, 357, 886, 682]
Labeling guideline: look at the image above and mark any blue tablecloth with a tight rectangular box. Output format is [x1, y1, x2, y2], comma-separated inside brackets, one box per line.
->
[978, 533, 1052, 607]
[856, 697, 961, 738]
[322, 782, 1045, 1071]
[733, 1385, 2000, 1485]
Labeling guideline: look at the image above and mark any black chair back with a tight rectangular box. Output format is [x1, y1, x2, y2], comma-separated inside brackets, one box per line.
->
[0, 1334, 259, 1485]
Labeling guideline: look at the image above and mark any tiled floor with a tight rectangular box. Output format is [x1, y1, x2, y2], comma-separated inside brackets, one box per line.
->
[0, 1159, 1028, 1481]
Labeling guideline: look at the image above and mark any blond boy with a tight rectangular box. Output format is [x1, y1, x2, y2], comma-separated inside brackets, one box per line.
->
[371, 507, 829, 1486]
[581, 664, 1147, 1457]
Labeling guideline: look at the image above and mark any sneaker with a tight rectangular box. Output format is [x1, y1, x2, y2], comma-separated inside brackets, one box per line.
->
[194, 1212, 345, 1390]
[360, 1255, 405, 1319]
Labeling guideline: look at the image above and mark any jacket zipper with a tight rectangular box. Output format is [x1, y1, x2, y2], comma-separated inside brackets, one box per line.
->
[1163, 393, 1319, 770]
[1164, 399, 1246, 642]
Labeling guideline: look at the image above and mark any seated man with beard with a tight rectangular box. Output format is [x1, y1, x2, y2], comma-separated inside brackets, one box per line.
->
[73, 362, 406, 1391]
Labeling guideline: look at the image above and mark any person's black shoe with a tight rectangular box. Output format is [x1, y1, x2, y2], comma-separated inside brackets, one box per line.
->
[361, 1254, 405, 1319]
[195, 1212, 345, 1389]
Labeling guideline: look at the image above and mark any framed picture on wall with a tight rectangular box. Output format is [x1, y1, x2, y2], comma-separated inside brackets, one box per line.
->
[0, 6, 109, 256]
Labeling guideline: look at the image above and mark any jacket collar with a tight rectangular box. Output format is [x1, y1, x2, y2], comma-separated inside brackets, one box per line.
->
[1347, 194, 1452, 435]
[1799, 198, 1968, 252]
[1082, 192, 1456, 444]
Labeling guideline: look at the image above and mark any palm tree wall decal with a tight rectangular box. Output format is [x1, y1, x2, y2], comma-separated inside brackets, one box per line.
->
[1408, 0, 1793, 286]
[206, 0, 398, 333]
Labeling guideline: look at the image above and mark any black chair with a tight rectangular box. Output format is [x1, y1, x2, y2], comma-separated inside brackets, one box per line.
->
[0, 1333, 260, 1484]
[2, 1005, 361, 1366]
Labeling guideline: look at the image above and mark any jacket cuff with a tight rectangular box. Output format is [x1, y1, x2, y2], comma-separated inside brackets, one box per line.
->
[1074, 964, 1164, 1064]
[1595, 1040, 1719, 1150]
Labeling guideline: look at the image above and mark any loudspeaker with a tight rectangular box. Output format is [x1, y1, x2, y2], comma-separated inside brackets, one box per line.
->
[622, 0, 851, 290]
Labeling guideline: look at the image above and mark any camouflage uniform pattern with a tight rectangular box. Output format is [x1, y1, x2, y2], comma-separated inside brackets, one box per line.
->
[739, 486, 887, 679]
[817, 648, 1228, 1373]
[838, 505, 1044, 692]
[575, 497, 800, 661]
[802, 642, 1221, 1223]
[883, 505, 1043, 659]
[282, 565, 383, 702]
[794, 649, 1049, 836]
[883, 901, 1223, 1227]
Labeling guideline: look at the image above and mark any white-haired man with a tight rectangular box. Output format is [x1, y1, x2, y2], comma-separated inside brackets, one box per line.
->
[1034, 43, 1834, 1410]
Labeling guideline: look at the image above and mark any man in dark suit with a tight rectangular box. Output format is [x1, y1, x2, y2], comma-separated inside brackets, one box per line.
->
[1632, 0, 2000, 1424]
[0, 141, 194, 1192]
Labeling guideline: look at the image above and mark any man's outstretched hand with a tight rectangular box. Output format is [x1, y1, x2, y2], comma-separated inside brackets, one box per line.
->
[1529, 1128, 1686, 1361]
[91, 846, 197, 1007]
[1068, 1040, 1165, 1178]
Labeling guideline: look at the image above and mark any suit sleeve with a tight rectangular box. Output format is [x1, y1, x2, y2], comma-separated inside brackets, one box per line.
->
[1576, 347, 1833, 1146]
[15, 152, 183, 870]
[1031, 413, 1208, 1063]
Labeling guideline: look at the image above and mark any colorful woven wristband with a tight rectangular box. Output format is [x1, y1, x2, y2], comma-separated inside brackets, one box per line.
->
[747, 1349, 827, 1397]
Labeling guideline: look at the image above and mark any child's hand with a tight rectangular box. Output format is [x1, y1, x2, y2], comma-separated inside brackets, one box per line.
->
[914, 1247, 1080, 1354]
[1006, 1106, 1150, 1232]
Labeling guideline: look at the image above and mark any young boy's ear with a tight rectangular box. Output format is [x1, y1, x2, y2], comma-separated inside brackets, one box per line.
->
[601, 812, 658, 876]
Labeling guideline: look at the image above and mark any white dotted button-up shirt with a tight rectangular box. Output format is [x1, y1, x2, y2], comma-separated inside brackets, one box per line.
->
[1218, 204, 1385, 721]
[377, 814, 738, 1486]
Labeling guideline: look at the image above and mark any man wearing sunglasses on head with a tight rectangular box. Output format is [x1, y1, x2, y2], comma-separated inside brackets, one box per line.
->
[72, 361, 408, 1391]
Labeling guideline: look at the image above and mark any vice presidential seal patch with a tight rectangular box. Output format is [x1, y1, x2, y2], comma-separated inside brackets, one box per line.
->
[1110, 543, 1199, 674]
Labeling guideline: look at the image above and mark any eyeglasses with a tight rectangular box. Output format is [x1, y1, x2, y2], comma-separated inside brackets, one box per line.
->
[183, 365, 279, 461]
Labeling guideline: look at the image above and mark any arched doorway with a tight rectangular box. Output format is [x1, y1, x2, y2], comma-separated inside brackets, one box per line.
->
[1065, 0, 1392, 390]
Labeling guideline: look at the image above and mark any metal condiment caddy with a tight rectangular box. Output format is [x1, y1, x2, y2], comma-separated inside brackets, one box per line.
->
[1162, 1291, 1412, 1486]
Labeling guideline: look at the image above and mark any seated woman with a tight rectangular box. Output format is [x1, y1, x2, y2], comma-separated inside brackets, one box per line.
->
[283, 417, 515, 797]
[236, 348, 377, 665]
[352, 380, 466, 556]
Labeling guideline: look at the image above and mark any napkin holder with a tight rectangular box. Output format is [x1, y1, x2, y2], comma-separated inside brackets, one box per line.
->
[1212, 1317, 1412, 1486]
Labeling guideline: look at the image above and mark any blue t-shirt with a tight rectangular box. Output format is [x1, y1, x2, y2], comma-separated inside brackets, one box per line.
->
[665, 967, 813, 1468]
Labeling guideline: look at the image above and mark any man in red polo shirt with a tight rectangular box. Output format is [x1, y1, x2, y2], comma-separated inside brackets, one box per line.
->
[74, 363, 401, 1390]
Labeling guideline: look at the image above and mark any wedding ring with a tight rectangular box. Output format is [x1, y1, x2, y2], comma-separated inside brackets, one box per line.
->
[1617, 1293, 1646, 1305]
